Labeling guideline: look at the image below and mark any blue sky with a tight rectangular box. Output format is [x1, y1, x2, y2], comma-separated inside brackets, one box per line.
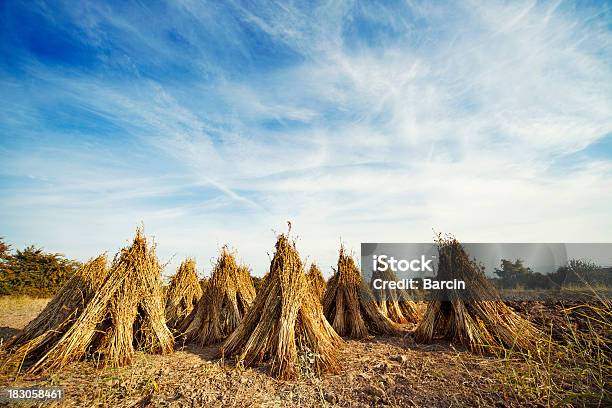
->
[1, 0, 611, 278]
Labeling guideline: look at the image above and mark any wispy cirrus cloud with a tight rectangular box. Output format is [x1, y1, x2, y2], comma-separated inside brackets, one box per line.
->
[0, 0, 610, 276]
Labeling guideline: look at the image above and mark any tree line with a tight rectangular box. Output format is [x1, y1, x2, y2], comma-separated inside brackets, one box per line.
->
[0, 237, 80, 297]
[1, 234, 609, 297]
[492, 258, 611, 289]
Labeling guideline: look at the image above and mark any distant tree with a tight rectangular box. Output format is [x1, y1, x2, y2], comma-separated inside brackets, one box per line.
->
[494, 259, 532, 288]
[0, 244, 81, 296]
[550, 259, 608, 287]
[0, 237, 10, 260]
[0, 237, 12, 294]
[492, 259, 553, 289]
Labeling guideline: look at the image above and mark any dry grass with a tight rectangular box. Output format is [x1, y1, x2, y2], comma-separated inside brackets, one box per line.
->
[0, 296, 51, 341]
[0, 336, 516, 407]
[323, 246, 402, 338]
[221, 234, 342, 380]
[0, 295, 51, 312]
[414, 235, 544, 355]
[251, 272, 269, 293]
[164, 258, 203, 330]
[496, 295, 611, 406]
[179, 248, 255, 346]
[1, 230, 607, 406]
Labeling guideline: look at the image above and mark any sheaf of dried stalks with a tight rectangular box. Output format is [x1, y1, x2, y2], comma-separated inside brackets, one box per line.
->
[1, 255, 108, 370]
[414, 235, 544, 354]
[221, 234, 342, 380]
[2, 229, 174, 373]
[165, 258, 203, 330]
[179, 248, 255, 346]
[323, 246, 402, 338]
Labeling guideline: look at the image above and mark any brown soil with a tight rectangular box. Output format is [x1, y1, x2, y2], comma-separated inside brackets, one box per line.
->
[0, 296, 606, 407]
[0, 296, 50, 344]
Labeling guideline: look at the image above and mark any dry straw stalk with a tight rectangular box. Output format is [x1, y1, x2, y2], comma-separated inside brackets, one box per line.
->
[221, 234, 342, 380]
[1, 254, 108, 371]
[322, 246, 402, 338]
[180, 248, 255, 346]
[2, 229, 174, 373]
[414, 235, 545, 354]
[370, 267, 420, 324]
[165, 258, 203, 330]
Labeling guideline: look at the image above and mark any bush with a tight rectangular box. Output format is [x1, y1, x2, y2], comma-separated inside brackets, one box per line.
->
[493, 259, 553, 289]
[549, 259, 611, 287]
[492, 258, 611, 291]
[0, 238, 81, 297]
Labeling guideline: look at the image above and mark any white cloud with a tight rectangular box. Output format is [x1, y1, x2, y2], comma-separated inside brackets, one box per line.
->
[1, 0, 611, 275]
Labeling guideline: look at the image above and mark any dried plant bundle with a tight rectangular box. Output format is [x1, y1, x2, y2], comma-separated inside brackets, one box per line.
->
[370, 268, 420, 324]
[1, 255, 108, 370]
[322, 246, 402, 338]
[2, 229, 174, 373]
[221, 234, 342, 380]
[180, 248, 256, 346]
[165, 258, 203, 330]
[306, 263, 326, 301]
[414, 235, 544, 353]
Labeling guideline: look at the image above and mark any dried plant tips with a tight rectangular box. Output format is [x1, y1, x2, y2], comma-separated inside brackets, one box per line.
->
[306, 263, 326, 301]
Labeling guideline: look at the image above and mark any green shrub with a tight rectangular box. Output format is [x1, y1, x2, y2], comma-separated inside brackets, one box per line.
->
[0, 238, 80, 297]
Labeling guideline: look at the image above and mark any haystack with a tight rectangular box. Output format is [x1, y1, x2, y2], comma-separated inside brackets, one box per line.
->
[2, 229, 174, 373]
[414, 235, 544, 353]
[323, 246, 401, 338]
[1, 255, 108, 370]
[221, 234, 342, 380]
[165, 258, 203, 330]
[180, 248, 255, 346]
[306, 263, 326, 301]
[370, 268, 420, 324]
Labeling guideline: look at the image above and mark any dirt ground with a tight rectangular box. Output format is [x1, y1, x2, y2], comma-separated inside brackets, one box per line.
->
[0, 297, 607, 407]
[0, 297, 49, 345]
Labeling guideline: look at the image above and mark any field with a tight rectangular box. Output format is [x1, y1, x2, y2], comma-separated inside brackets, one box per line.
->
[1, 295, 609, 407]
